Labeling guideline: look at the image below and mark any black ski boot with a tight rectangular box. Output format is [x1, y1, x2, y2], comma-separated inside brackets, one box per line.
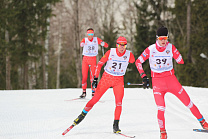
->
[80, 91, 86, 98]
[74, 111, 87, 125]
[113, 120, 121, 133]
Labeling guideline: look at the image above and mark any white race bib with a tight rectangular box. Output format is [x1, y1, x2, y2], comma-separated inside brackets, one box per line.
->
[104, 48, 130, 76]
[149, 43, 173, 73]
[82, 37, 99, 56]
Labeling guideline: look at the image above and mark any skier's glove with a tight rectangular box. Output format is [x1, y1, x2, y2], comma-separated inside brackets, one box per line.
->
[142, 76, 149, 89]
[92, 77, 98, 89]
[100, 41, 105, 47]
[80, 42, 85, 47]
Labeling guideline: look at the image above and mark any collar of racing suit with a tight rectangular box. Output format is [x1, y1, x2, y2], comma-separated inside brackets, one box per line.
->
[155, 41, 169, 52]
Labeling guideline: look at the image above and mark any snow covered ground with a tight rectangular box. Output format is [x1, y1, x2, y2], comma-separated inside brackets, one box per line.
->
[0, 87, 208, 139]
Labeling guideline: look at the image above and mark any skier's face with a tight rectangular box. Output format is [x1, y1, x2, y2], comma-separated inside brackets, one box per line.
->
[87, 30, 94, 40]
[87, 33, 94, 40]
[157, 36, 168, 47]
[117, 43, 127, 53]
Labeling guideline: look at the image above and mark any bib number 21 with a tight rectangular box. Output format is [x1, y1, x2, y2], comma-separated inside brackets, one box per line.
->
[112, 62, 122, 69]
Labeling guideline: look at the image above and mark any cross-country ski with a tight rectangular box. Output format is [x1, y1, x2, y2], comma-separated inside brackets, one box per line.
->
[62, 124, 75, 135]
[193, 129, 208, 133]
[115, 133, 136, 138]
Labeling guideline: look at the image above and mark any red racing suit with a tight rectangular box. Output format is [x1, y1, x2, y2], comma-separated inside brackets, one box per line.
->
[80, 37, 108, 91]
[83, 48, 135, 120]
[135, 41, 203, 130]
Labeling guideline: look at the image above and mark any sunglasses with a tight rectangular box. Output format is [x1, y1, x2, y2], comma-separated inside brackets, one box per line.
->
[158, 36, 168, 40]
[87, 33, 94, 36]
[117, 43, 127, 48]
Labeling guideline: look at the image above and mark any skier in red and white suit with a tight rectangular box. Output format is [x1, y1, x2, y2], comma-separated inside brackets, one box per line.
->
[135, 26, 208, 139]
[80, 28, 108, 98]
[73, 36, 135, 133]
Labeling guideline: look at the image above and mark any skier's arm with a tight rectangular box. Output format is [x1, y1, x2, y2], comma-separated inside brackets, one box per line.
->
[80, 38, 85, 47]
[129, 52, 135, 63]
[135, 48, 150, 78]
[94, 50, 110, 77]
[172, 45, 184, 64]
[97, 37, 109, 48]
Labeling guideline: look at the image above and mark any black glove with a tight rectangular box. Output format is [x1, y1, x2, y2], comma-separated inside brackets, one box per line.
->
[92, 77, 98, 89]
[142, 76, 149, 89]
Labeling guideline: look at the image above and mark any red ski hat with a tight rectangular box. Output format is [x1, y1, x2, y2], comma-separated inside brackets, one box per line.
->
[117, 36, 127, 45]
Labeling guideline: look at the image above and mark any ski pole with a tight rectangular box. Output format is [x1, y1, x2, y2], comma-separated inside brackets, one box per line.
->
[89, 65, 96, 89]
[127, 82, 143, 86]
[89, 65, 93, 81]
[102, 44, 104, 56]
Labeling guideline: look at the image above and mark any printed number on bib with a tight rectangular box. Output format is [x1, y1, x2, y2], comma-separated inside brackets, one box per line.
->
[112, 62, 122, 69]
[156, 59, 167, 64]
[88, 46, 95, 51]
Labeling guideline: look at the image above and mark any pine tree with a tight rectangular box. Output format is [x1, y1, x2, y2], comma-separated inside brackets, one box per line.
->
[172, 0, 208, 87]
[0, 0, 61, 89]
[127, 0, 166, 87]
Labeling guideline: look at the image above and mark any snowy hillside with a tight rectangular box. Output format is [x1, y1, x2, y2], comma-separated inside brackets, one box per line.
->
[0, 87, 208, 139]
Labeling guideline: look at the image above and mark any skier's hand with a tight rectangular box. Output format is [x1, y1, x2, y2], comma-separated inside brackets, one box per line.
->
[92, 77, 98, 89]
[100, 41, 105, 47]
[80, 42, 85, 47]
[142, 76, 149, 89]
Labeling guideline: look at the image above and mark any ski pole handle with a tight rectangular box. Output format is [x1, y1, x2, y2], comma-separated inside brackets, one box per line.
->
[127, 82, 143, 86]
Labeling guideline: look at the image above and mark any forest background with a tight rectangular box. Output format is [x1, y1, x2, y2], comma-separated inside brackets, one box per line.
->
[0, 0, 208, 90]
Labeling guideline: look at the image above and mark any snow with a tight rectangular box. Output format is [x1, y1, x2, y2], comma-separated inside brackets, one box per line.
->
[0, 87, 208, 139]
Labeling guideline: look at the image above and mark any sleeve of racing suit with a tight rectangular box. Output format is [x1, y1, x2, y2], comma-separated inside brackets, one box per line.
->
[97, 37, 109, 48]
[129, 52, 135, 63]
[80, 38, 85, 47]
[172, 45, 184, 64]
[135, 47, 150, 78]
[94, 50, 110, 78]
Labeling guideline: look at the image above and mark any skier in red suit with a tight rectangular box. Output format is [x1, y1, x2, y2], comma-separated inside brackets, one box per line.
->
[80, 28, 108, 98]
[135, 26, 208, 139]
[72, 36, 135, 133]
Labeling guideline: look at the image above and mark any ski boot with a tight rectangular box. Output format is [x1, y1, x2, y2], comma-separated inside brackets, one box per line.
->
[160, 129, 167, 139]
[80, 91, 86, 98]
[92, 90, 95, 97]
[113, 120, 121, 133]
[200, 119, 208, 130]
[74, 111, 87, 125]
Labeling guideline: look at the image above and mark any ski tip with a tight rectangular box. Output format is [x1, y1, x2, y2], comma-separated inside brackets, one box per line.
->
[193, 129, 202, 131]
[116, 132, 136, 138]
[193, 128, 208, 133]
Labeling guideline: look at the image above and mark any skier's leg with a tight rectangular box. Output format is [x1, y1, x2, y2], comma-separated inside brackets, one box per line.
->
[168, 75, 203, 119]
[112, 79, 124, 133]
[152, 77, 167, 131]
[89, 57, 97, 96]
[168, 75, 208, 130]
[74, 74, 110, 125]
[113, 81, 124, 120]
[83, 72, 111, 112]
[153, 91, 166, 130]
[81, 56, 89, 98]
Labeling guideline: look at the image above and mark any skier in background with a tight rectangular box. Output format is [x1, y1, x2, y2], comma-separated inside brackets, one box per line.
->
[73, 36, 135, 133]
[80, 28, 108, 98]
[135, 26, 208, 139]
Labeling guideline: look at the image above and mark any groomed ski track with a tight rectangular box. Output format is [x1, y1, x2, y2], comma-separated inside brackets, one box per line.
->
[0, 87, 208, 139]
